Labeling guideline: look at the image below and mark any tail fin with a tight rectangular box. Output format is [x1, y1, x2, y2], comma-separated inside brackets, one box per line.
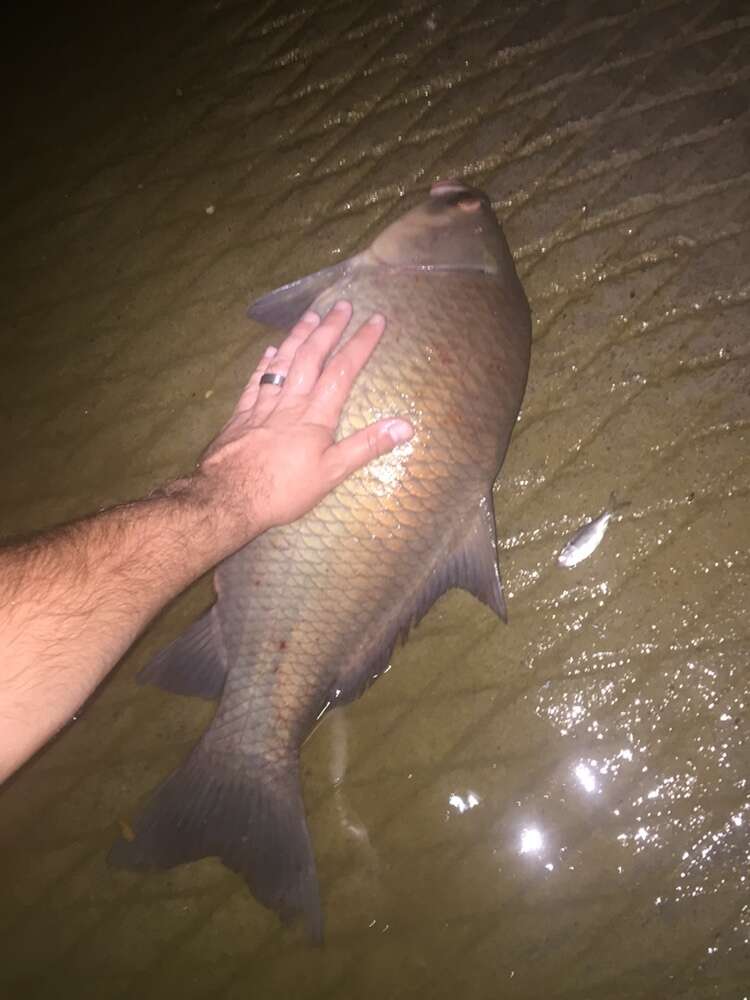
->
[108, 746, 322, 942]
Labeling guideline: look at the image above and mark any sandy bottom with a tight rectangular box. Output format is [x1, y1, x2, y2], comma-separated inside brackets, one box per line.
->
[1, 1, 748, 997]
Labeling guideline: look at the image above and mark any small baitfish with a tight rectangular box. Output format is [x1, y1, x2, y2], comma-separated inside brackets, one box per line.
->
[557, 493, 630, 568]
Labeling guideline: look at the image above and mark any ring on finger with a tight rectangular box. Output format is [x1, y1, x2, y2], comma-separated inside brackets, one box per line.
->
[259, 372, 286, 387]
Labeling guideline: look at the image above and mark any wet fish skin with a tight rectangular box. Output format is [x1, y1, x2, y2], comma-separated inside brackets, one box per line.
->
[109, 181, 532, 940]
[558, 493, 630, 567]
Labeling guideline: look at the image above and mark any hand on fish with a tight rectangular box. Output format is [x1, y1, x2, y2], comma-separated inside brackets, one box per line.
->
[195, 300, 414, 543]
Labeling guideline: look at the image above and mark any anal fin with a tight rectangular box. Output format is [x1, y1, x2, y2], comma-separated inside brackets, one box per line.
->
[447, 492, 508, 623]
[327, 492, 507, 709]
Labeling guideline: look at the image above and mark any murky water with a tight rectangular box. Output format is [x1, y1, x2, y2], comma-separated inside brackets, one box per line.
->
[2, 2, 748, 997]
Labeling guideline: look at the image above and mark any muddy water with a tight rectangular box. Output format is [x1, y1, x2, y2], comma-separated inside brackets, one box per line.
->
[1, 2, 748, 998]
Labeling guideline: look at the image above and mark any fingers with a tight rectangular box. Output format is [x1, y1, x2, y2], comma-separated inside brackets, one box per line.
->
[233, 345, 278, 415]
[251, 309, 322, 422]
[279, 300, 353, 400]
[274, 308, 323, 363]
[323, 418, 414, 487]
[259, 308, 322, 389]
[306, 312, 386, 428]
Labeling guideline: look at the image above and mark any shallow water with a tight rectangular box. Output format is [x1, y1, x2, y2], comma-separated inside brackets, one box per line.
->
[2, 1, 749, 997]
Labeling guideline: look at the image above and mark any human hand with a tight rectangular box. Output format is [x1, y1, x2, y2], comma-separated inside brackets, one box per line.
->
[195, 301, 413, 544]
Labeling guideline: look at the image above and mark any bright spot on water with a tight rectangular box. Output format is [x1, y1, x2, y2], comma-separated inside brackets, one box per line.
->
[574, 762, 597, 793]
[448, 791, 480, 814]
[520, 827, 544, 854]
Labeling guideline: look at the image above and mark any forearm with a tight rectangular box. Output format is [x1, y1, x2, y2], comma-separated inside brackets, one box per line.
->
[0, 302, 410, 784]
[0, 479, 245, 782]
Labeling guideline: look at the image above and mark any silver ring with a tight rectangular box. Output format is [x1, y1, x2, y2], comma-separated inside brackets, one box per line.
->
[260, 372, 286, 387]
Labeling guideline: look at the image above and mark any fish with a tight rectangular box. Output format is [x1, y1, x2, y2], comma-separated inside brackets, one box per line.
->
[557, 493, 630, 568]
[109, 179, 532, 940]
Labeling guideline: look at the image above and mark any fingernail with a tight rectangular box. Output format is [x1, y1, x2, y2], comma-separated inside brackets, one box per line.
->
[333, 299, 351, 313]
[369, 312, 386, 330]
[385, 419, 413, 445]
[302, 310, 320, 324]
[264, 345, 278, 358]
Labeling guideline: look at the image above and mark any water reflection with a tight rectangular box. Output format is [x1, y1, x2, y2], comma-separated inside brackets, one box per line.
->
[519, 827, 544, 855]
[448, 791, 480, 815]
[574, 761, 597, 793]
[329, 713, 379, 853]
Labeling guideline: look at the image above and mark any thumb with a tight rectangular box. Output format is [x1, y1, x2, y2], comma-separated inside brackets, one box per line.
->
[325, 418, 413, 486]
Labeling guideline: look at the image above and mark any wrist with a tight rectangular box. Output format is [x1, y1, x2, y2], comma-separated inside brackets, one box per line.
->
[172, 464, 265, 562]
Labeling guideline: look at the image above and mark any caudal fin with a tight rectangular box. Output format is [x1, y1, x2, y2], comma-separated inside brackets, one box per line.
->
[108, 747, 322, 941]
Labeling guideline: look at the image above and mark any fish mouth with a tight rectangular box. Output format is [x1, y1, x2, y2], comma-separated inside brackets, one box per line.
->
[429, 179, 489, 210]
[430, 179, 472, 196]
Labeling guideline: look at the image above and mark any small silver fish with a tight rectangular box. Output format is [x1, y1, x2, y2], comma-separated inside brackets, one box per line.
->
[558, 493, 630, 568]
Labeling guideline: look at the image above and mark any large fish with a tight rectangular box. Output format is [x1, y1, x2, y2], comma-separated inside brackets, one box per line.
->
[110, 180, 532, 939]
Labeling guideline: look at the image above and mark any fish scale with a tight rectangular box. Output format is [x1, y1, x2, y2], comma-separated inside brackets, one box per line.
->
[213, 274, 516, 728]
[109, 182, 531, 942]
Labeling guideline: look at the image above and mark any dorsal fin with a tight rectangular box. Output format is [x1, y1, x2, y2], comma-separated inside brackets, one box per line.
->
[247, 259, 356, 331]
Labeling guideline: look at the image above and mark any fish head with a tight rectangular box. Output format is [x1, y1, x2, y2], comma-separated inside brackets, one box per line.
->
[368, 180, 510, 275]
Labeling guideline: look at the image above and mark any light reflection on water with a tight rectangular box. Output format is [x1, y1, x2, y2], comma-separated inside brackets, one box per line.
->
[574, 761, 598, 793]
[519, 827, 544, 855]
[447, 791, 480, 815]
[525, 552, 750, 975]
